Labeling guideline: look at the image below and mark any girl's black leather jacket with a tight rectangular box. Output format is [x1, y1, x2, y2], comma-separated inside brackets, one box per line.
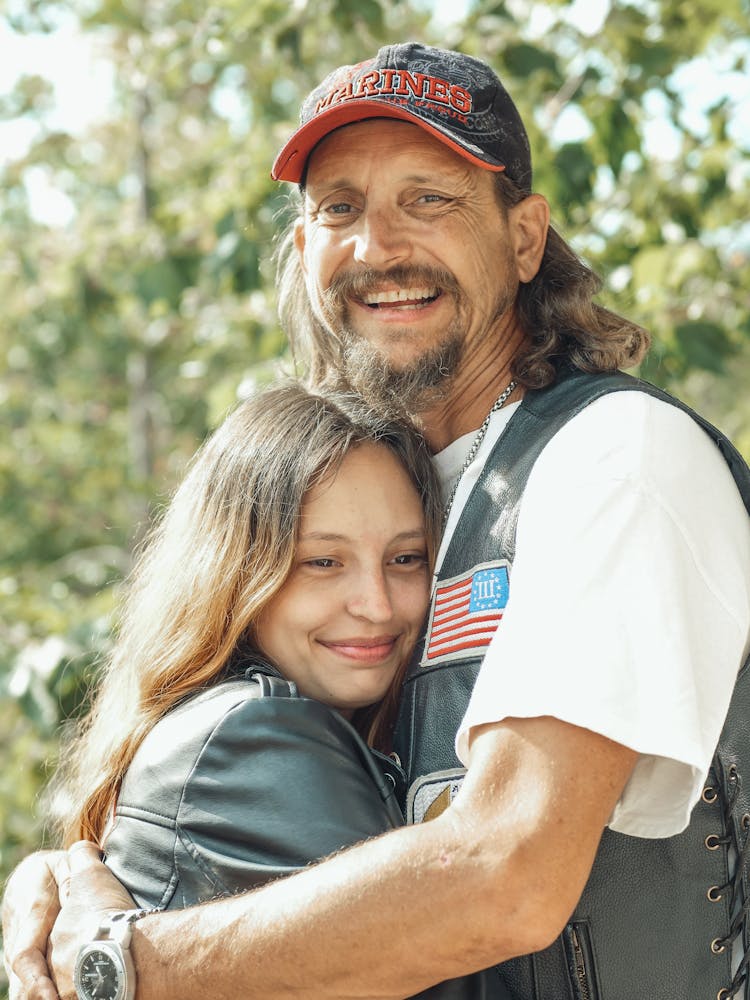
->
[103, 659, 405, 908]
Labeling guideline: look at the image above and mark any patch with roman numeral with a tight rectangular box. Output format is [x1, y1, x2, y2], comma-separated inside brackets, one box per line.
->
[422, 560, 510, 666]
[406, 768, 466, 824]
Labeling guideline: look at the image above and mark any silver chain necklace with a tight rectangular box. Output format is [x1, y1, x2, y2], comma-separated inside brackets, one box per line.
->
[442, 380, 517, 524]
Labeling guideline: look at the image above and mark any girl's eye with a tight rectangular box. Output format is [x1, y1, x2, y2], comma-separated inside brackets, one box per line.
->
[306, 558, 338, 568]
[391, 553, 427, 566]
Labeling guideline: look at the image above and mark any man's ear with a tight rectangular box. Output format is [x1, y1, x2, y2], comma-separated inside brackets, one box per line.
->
[508, 194, 550, 283]
[293, 218, 307, 276]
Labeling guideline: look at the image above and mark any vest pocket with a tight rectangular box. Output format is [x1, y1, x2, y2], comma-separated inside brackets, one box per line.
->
[562, 921, 600, 1000]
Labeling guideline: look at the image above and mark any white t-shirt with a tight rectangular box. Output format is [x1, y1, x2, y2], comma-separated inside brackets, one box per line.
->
[434, 391, 750, 838]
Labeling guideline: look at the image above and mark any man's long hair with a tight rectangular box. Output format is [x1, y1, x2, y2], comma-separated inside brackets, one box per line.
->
[277, 174, 649, 390]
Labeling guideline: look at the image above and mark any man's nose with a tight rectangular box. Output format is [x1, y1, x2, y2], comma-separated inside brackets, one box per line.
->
[347, 568, 394, 623]
[352, 208, 410, 269]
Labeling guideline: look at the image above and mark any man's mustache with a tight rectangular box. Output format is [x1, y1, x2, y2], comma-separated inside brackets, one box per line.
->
[322, 265, 461, 309]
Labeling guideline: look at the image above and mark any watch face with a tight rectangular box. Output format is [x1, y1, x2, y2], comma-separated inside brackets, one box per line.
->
[75, 946, 125, 1000]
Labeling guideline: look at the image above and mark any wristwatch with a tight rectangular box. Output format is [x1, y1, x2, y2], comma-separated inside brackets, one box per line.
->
[74, 908, 153, 1000]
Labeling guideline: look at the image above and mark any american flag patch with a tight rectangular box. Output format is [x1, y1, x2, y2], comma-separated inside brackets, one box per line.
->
[422, 561, 510, 666]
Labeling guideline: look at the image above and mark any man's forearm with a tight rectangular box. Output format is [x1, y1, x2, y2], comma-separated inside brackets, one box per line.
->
[48, 718, 634, 1000]
[130, 718, 635, 1000]
[135, 818, 505, 1000]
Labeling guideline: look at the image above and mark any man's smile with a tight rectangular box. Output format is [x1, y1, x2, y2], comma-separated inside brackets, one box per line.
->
[360, 287, 441, 309]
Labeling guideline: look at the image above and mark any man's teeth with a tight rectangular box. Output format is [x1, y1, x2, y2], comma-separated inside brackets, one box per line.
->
[362, 288, 438, 306]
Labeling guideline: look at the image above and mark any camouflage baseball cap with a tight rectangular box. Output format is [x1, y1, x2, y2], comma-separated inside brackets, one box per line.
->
[272, 42, 532, 191]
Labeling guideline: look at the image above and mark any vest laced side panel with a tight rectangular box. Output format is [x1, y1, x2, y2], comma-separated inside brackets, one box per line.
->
[707, 662, 750, 1000]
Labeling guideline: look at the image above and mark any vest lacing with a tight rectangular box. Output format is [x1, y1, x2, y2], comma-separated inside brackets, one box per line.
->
[708, 763, 750, 999]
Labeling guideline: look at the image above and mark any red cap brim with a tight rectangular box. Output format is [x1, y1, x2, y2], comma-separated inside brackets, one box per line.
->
[271, 99, 505, 182]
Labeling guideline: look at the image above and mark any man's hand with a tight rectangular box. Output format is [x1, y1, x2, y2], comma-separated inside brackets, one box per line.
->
[3, 849, 67, 1000]
[47, 842, 135, 1000]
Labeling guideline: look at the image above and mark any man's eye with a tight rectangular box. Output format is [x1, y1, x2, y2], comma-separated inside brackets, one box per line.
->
[323, 202, 354, 215]
[417, 193, 449, 205]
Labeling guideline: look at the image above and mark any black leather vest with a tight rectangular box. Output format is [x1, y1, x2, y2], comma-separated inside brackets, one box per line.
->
[394, 370, 750, 1000]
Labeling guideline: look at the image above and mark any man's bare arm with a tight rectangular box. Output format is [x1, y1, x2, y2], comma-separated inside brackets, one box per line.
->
[46, 716, 636, 1000]
[2, 851, 67, 1000]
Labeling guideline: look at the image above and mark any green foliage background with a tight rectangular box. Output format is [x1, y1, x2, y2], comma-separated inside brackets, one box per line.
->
[1, 0, 749, 989]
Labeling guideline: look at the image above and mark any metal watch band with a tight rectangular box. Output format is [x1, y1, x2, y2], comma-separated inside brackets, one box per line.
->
[99, 907, 159, 947]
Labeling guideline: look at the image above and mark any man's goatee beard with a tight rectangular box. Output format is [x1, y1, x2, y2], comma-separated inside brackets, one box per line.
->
[338, 332, 464, 416]
[316, 263, 465, 415]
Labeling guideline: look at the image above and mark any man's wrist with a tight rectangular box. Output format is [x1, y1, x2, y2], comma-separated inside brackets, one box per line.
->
[73, 908, 159, 1000]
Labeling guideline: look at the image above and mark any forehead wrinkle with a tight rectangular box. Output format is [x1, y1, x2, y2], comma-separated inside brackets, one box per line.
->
[304, 168, 470, 209]
[305, 176, 357, 195]
[307, 125, 477, 190]
[307, 150, 482, 198]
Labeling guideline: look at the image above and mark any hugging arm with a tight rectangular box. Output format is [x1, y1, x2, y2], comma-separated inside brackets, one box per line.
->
[37, 716, 634, 1000]
[2, 851, 69, 1000]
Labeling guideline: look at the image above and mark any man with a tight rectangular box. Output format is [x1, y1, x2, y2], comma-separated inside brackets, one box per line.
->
[5, 43, 750, 1000]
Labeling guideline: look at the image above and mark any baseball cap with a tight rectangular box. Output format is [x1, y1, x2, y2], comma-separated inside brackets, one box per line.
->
[272, 43, 532, 191]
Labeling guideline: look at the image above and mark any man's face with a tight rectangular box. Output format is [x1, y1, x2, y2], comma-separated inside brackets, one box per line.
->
[294, 119, 519, 407]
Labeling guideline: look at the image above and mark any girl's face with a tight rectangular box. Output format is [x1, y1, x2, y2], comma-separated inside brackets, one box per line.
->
[255, 442, 431, 717]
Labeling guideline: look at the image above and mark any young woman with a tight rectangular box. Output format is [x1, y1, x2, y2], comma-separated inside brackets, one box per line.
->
[55, 381, 443, 911]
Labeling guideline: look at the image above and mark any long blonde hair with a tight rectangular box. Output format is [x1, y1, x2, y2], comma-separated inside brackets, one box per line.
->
[57, 382, 441, 847]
